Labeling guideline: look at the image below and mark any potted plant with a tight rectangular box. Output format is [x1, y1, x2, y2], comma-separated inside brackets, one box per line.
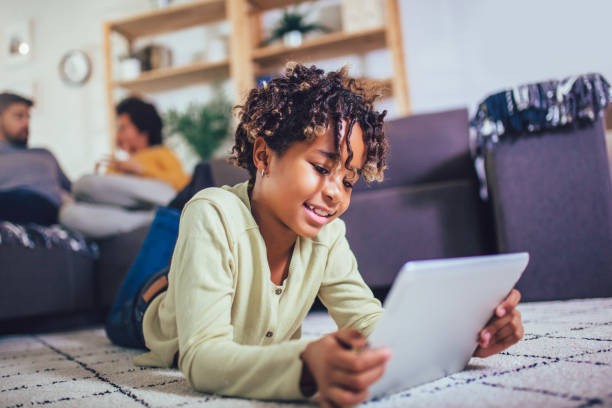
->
[164, 89, 232, 161]
[262, 7, 330, 47]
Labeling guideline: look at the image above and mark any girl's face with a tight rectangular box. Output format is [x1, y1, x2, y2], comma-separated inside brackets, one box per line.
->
[257, 121, 366, 238]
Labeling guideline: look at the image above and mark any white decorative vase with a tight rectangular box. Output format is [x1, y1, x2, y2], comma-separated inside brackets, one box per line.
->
[119, 58, 141, 80]
[283, 30, 303, 47]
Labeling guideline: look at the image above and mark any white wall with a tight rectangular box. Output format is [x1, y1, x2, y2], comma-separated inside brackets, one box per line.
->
[399, 0, 612, 113]
[1, 0, 610, 179]
[0, 0, 150, 179]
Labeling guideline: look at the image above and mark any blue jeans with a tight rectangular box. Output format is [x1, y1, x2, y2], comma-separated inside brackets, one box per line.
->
[105, 206, 180, 348]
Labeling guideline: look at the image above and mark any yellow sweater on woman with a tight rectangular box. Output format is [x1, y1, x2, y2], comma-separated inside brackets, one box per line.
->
[107, 145, 189, 191]
[134, 181, 383, 400]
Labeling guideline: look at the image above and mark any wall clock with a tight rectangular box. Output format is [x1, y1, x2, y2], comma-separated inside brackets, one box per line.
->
[59, 50, 92, 86]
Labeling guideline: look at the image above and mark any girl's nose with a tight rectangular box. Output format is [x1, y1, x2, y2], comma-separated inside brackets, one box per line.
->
[323, 176, 341, 203]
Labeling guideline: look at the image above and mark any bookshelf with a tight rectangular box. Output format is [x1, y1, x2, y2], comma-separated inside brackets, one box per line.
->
[103, 0, 410, 149]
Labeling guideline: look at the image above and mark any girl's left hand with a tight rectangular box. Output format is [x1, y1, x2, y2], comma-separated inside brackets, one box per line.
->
[473, 289, 524, 358]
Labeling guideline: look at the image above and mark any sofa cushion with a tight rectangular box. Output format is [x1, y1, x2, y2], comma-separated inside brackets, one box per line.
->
[169, 162, 214, 211]
[0, 245, 96, 320]
[354, 108, 476, 192]
[0, 222, 98, 321]
[95, 224, 150, 308]
[343, 180, 495, 287]
[210, 158, 249, 187]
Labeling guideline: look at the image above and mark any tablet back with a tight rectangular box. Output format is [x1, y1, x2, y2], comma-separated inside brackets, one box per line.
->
[369, 252, 529, 399]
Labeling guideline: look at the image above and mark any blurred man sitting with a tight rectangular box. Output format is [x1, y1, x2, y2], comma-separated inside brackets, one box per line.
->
[0, 92, 71, 225]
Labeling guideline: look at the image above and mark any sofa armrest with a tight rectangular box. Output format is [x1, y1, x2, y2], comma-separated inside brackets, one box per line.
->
[485, 118, 612, 301]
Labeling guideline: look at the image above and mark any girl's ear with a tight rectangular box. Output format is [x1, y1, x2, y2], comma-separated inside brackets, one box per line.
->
[252, 137, 269, 173]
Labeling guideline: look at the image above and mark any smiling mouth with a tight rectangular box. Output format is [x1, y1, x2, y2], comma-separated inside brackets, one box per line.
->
[303, 203, 335, 218]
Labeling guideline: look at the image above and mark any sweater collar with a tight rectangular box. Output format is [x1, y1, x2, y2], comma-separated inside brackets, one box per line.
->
[222, 180, 252, 213]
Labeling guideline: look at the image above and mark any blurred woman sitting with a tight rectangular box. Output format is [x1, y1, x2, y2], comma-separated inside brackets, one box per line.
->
[60, 97, 189, 239]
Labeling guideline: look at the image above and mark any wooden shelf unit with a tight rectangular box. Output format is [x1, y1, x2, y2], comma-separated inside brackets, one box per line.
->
[110, 0, 226, 40]
[246, 0, 308, 12]
[252, 27, 386, 69]
[114, 60, 230, 93]
[103, 0, 410, 150]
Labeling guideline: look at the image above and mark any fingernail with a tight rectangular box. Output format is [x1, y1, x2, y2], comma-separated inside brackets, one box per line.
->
[497, 307, 506, 317]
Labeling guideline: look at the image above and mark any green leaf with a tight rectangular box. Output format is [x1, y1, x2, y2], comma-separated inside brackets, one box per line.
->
[261, 8, 330, 46]
[164, 86, 232, 161]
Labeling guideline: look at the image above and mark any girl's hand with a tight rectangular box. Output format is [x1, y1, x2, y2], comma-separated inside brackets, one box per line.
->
[474, 289, 524, 358]
[300, 328, 391, 407]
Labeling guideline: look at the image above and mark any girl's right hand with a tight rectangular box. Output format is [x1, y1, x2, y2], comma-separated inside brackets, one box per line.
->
[300, 328, 391, 407]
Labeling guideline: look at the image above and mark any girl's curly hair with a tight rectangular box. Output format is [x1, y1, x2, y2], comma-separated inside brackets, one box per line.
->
[230, 62, 388, 183]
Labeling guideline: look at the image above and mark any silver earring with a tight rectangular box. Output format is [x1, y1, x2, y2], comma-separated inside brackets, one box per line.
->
[260, 168, 264, 177]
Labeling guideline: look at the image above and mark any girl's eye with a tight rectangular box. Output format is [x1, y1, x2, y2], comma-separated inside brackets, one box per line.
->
[343, 180, 354, 189]
[312, 164, 329, 175]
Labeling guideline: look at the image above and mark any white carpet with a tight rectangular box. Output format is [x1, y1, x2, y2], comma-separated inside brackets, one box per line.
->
[2, 298, 612, 407]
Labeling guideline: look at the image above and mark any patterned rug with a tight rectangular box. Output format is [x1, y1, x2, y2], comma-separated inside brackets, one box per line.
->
[2, 298, 611, 407]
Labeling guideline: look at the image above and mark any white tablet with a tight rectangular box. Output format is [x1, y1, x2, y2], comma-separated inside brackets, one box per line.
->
[368, 252, 529, 399]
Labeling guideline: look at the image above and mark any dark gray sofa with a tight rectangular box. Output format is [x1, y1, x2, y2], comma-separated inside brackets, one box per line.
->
[2, 107, 610, 333]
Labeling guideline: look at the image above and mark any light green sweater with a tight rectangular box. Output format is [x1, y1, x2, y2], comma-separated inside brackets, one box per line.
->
[134, 181, 382, 400]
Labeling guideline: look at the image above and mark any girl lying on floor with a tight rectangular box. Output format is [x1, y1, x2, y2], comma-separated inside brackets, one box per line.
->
[106, 63, 523, 407]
